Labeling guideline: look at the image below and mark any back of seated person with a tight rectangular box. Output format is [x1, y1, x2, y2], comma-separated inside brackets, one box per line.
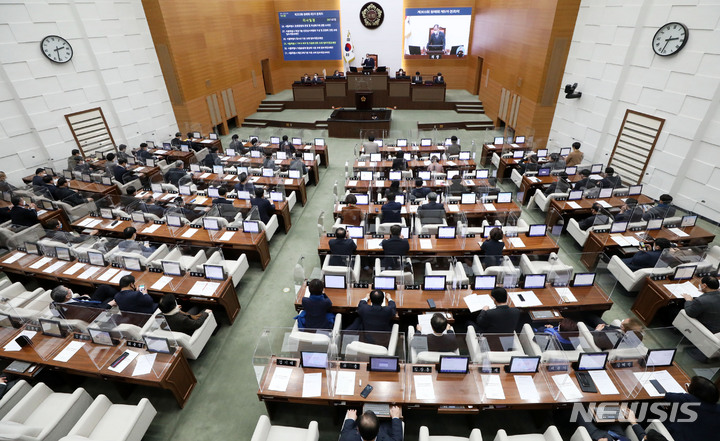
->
[423, 313, 458, 352]
[328, 227, 357, 267]
[114, 274, 157, 314]
[663, 376, 720, 441]
[381, 192, 402, 223]
[471, 287, 522, 334]
[417, 192, 445, 224]
[158, 294, 210, 336]
[340, 194, 363, 226]
[50, 285, 112, 310]
[118, 226, 156, 258]
[250, 187, 275, 224]
[299, 278, 333, 330]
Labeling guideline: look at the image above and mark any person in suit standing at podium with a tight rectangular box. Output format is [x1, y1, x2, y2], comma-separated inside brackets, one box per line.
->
[412, 71, 422, 84]
[428, 24, 445, 50]
[362, 54, 375, 70]
[363, 136, 379, 155]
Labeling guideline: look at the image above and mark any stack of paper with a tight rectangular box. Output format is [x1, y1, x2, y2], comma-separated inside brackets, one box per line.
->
[413, 375, 435, 400]
[597, 200, 612, 208]
[108, 350, 139, 373]
[555, 287, 578, 303]
[268, 367, 293, 392]
[78, 267, 101, 280]
[463, 293, 496, 312]
[508, 237, 526, 248]
[588, 370, 619, 395]
[3, 253, 25, 264]
[110, 270, 131, 284]
[335, 370, 356, 395]
[302, 372, 322, 397]
[668, 227, 689, 237]
[448, 205, 460, 212]
[97, 268, 120, 282]
[182, 228, 199, 238]
[346, 181, 357, 187]
[29, 257, 52, 269]
[284, 179, 293, 185]
[552, 374, 583, 399]
[419, 239, 433, 250]
[53, 341, 85, 362]
[634, 370, 684, 396]
[665, 281, 702, 299]
[482, 375, 505, 399]
[567, 202, 582, 209]
[193, 196, 208, 204]
[151, 276, 174, 290]
[515, 376, 540, 401]
[200, 173, 211, 179]
[509, 291, 543, 307]
[188, 281, 221, 296]
[63, 262, 86, 275]
[219, 231, 235, 241]
[366, 239, 383, 250]
[43, 261, 66, 274]
[610, 235, 631, 246]
[143, 224, 162, 234]
[484, 203, 497, 211]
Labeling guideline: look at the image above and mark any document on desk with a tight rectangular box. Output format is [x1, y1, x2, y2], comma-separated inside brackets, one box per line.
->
[634, 370, 684, 397]
[514, 376, 540, 401]
[132, 353, 156, 376]
[346, 180, 357, 187]
[664, 281, 702, 299]
[110, 270, 131, 284]
[668, 227, 689, 237]
[588, 370, 619, 395]
[29, 257, 52, 269]
[465, 179, 475, 186]
[509, 291, 542, 307]
[567, 201, 582, 209]
[446, 161, 456, 167]
[284, 179, 294, 185]
[43, 261, 66, 274]
[182, 228, 199, 238]
[219, 231, 235, 241]
[463, 293, 496, 312]
[4, 330, 36, 352]
[375, 180, 384, 187]
[483, 203, 496, 211]
[78, 218, 95, 227]
[53, 341, 85, 362]
[413, 374, 436, 400]
[508, 237, 526, 248]
[552, 374, 583, 400]
[624, 236, 641, 246]
[409, 205, 418, 213]
[529, 177, 541, 183]
[151, 276, 174, 290]
[143, 224, 162, 234]
[366, 239, 383, 250]
[108, 350, 139, 373]
[78, 266, 101, 280]
[482, 375, 505, 400]
[223, 175, 235, 181]
[96, 268, 120, 282]
[134, 167, 147, 172]
[63, 262, 85, 275]
[3, 252, 25, 264]
[448, 205, 459, 212]
[419, 239, 433, 250]
[302, 372, 322, 398]
[268, 367, 293, 392]
[610, 235, 631, 246]
[162, 193, 177, 200]
[84, 219, 102, 228]
[193, 196, 208, 205]
[357, 161, 366, 166]
[335, 370, 356, 396]
[200, 173, 211, 179]
[555, 287, 577, 303]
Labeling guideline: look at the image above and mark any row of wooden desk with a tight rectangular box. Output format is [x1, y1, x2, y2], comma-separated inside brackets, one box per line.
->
[353, 159, 476, 173]
[190, 172, 308, 206]
[220, 154, 320, 186]
[344, 177, 492, 193]
[545, 195, 655, 227]
[480, 143, 527, 167]
[333, 201, 521, 223]
[236, 141, 330, 168]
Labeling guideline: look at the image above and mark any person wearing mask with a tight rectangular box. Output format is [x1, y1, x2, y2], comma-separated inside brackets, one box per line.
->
[380, 192, 402, 224]
[299, 278, 333, 330]
[114, 158, 134, 183]
[446, 135, 460, 156]
[328, 227, 357, 267]
[203, 147, 219, 168]
[663, 375, 720, 441]
[411, 178, 431, 200]
[434, 72, 445, 84]
[279, 135, 295, 154]
[114, 275, 157, 314]
[600, 167, 622, 189]
[576, 407, 669, 441]
[480, 227, 505, 266]
[412, 71, 422, 84]
[573, 169, 593, 190]
[543, 172, 571, 195]
[419, 312, 459, 352]
[250, 187, 275, 223]
[169, 196, 201, 222]
[262, 152, 277, 171]
[104, 152, 117, 176]
[311, 73, 322, 84]
[417, 192, 445, 224]
[158, 294, 210, 335]
[301, 73, 311, 84]
[591, 317, 644, 350]
[31, 168, 46, 186]
[471, 287, 522, 333]
[54, 177, 90, 206]
[621, 237, 673, 271]
[50, 285, 111, 309]
[10, 196, 39, 227]
[289, 151, 307, 175]
[234, 172, 255, 194]
[517, 154, 539, 175]
[381, 224, 409, 269]
[578, 203, 610, 230]
[42, 175, 58, 198]
[118, 227, 157, 258]
[614, 198, 643, 223]
[164, 160, 187, 187]
[211, 186, 232, 205]
[171, 132, 183, 147]
[682, 275, 720, 334]
[545, 152, 566, 170]
[565, 142, 584, 167]
[537, 318, 579, 351]
[339, 407, 402, 441]
[67, 149, 83, 170]
[642, 194, 676, 221]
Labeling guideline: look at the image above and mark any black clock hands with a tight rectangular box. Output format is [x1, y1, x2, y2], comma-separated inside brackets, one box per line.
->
[662, 37, 679, 52]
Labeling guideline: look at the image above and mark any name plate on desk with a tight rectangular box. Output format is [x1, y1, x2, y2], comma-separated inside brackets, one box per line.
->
[74, 333, 92, 341]
[465, 233, 476, 238]
[149, 268, 162, 273]
[418, 234, 432, 238]
[404, 284, 420, 290]
[371, 234, 385, 238]
[611, 361, 634, 369]
[276, 359, 297, 367]
[479, 367, 501, 374]
[340, 362, 360, 370]
[127, 340, 145, 349]
[412, 366, 433, 373]
[353, 282, 369, 289]
[546, 364, 568, 372]
[326, 233, 336, 237]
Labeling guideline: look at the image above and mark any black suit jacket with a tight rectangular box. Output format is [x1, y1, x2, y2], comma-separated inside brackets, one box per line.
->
[381, 236, 410, 268]
[621, 250, 662, 272]
[163, 311, 209, 335]
[328, 238, 357, 266]
[250, 197, 275, 224]
[357, 299, 396, 332]
[114, 165, 131, 183]
[10, 205, 39, 227]
[427, 332, 459, 352]
[114, 290, 157, 314]
[339, 418, 402, 441]
[475, 305, 522, 333]
[685, 291, 720, 333]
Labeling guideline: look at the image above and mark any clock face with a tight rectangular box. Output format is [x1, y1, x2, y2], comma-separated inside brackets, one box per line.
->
[41, 35, 73, 63]
[652, 22, 688, 56]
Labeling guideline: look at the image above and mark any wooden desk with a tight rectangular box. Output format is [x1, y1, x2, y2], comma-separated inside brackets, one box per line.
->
[631, 276, 696, 326]
[223, 155, 320, 186]
[346, 72, 388, 91]
[497, 157, 521, 179]
[69, 180, 120, 197]
[0, 328, 195, 407]
[292, 83, 326, 101]
[328, 109, 392, 139]
[318, 234, 559, 257]
[332, 201, 521, 224]
[190, 172, 307, 206]
[353, 159, 476, 173]
[148, 148, 197, 167]
[480, 144, 527, 166]
[411, 83, 446, 102]
[375, 145, 467, 157]
[344, 178, 492, 196]
[241, 142, 329, 168]
[580, 226, 716, 269]
[70, 215, 271, 271]
[189, 137, 223, 153]
[0, 249, 241, 322]
[295, 284, 612, 315]
[545, 195, 654, 227]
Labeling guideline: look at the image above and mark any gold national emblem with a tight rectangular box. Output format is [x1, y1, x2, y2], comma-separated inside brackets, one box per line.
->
[360, 2, 384, 29]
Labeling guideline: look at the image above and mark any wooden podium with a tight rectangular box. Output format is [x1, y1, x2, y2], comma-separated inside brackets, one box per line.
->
[355, 92, 373, 110]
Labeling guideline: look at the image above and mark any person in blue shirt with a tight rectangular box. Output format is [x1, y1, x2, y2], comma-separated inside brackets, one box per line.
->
[621, 237, 672, 272]
[299, 278, 333, 330]
[381, 192, 402, 224]
[114, 275, 157, 314]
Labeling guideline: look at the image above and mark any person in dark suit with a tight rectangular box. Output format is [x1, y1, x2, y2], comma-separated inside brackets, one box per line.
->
[544, 152, 566, 170]
[356, 290, 396, 332]
[412, 71, 422, 84]
[279, 135, 295, 154]
[250, 187, 275, 224]
[421, 313, 458, 352]
[234, 172, 255, 194]
[381, 224, 409, 270]
[114, 158, 134, 183]
[211, 186, 232, 205]
[448, 175, 466, 195]
[472, 287, 522, 333]
[572, 169, 592, 190]
[578, 203, 610, 230]
[328, 227, 357, 267]
[164, 160, 187, 187]
[31, 168, 46, 186]
[118, 227, 157, 258]
[411, 179, 431, 200]
[300, 278, 333, 330]
[621, 237, 672, 272]
[591, 317, 643, 350]
[481, 227, 504, 267]
[381, 192, 402, 224]
[362, 54, 375, 70]
[42, 175, 58, 198]
[613, 198, 643, 223]
[339, 407, 403, 441]
[417, 192, 445, 224]
[682, 275, 720, 334]
[428, 24, 445, 49]
[446, 135, 460, 156]
[289, 151, 308, 175]
[434, 72, 444, 84]
[169, 197, 201, 222]
[202, 147, 219, 168]
[135, 143, 154, 164]
[543, 171, 571, 195]
[664, 375, 720, 441]
[54, 177, 89, 206]
[642, 194, 676, 221]
[391, 151, 407, 171]
[9, 196, 39, 227]
[576, 407, 668, 441]
[171, 132, 183, 147]
[114, 275, 157, 314]
[158, 294, 210, 336]
[517, 154, 539, 175]
[311, 73, 322, 84]
[0, 376, 20, 401]
[50, 285, 112, 309]
[600, 167, 622, 189]
[301, 73, 311, 84]
[140, 196, 165, 217]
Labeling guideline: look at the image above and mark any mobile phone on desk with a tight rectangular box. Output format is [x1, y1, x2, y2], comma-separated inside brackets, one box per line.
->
[360, 384, 373, 398]
[427, 299, 436, 309]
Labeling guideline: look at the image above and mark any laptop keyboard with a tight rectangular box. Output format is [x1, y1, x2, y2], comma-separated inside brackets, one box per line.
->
[363, 403, 390, 417]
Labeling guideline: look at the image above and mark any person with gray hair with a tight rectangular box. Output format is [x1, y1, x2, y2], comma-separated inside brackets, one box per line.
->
[417, 191, 446, 224]
[50, 285, 112, 308]
[164, 160, 187, 187]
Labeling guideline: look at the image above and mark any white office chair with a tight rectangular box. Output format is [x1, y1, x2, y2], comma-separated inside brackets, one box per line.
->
[424, 261, 467, 286]
[289, 313, 342, 354]
[160, 183, 178, 193]
[374, 257, 414, 285]
[156, 159, 173, 174]
[321, 255, 361, 283]
[286, 191, 297, 211]
[465, 326, 526, 364]
[407, 325, 460, 363]
[419, 426, 482, 441]
[193, 148, 209, 164]
[493, 426, 564, 441]
[606, 255, 674, 292]
[566, 218, 611, 247]
[576, 320, 648, 360]
[375, 217, 406, 235]
[152, 249, 206, 271]
[196, 251, 249, 287]
[529, 190, 569, 212]
[114, 178, 141, 197]
[673, 310, 720, 359]
[0, 380, 32, 420]
[414, 216, 448, 235]
[519, 252, 574, 282]
[250, 414, 319, 441]
[510, 168, 524, 188]
[345, 323, 399, 360]
[624, 420, 674, 441]
[142, 309, 217, 360]
[519, 323, 586, 362]
[483, 256, 521, 285]
[58, 395, 156, 441]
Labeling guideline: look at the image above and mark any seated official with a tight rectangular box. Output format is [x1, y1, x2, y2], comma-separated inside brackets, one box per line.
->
[262, 152, 277, 171]
[228, 134, 242, 152]
[158, 294, 210, 336]
[140, 196, 165, 217]
[311, 73, 322, 84]
[362, 135, 379, 155]
[599, 166, 622, 188]
[470, 287, 522, 334]
[446, 135, 460, 156]
[250, 187, 275, 224]
[42, 175, 58, 198]
[434, 72, 444, 84]
[31, 168, 46, 187]
[300, 278, 333, 330]
[50, 285, 112, 309]
[578, 203, 610, 230]
[340, 407, 402, 441]
[54, 177, 90, 206]
[169, 197, 201, 222]
[234, 172, 255, 194]
[341, 194, 363, 226]
[171, 132, 183, 147]
[354, 289, 396, 332]
[43, 219, 85, 243]
[537, 318, 579, 351]
[544, 152, 566, 170]
[202, 147, 219, 168]
[104, 152, 117, 176]
[682, 275, 720, 334]
[0, 376, 20, 401]
[279, 135, 295, 154]
[572, 169, 593, 190]
[114, 158, 135, 183]
[577, 407, 668, 441]
[591, 317, 644, 350]
[480, 227, 504, 266]
[613, 197, 643, 223]
[114, 275, 157, 314]
[448, 175, 465, 195]
[381, 225, 410, 269]
[412, 71, 422, 84]
[642, 194, 676, 221]
[118, 227, 157, 258]
[289, 152, 307, 175]
[517, 154, 539, 175]
[328, 227, 357, 267]
[381, 192, 402, 224]
[418, 313, 458, 352]
[135, 143, 154, 163]
[67, 149, 83, 170]
[301, 73, 311, 84]
[621, 237, 672, 272]
[10, 196, 39, 227]
[543, 172, 571, 195]
[391, 151, 407, 171]
[565, 142, 584, 167]
[164, 160, 187, 187]
[0, 171, 17, 192]
[410, 179, 431, 200]
[117, 144, 130, 162]
[396, 68, 406, 78]
[427, 156, 443, 174]
[417, 192, 445, 224]
[211, 186, 232, 205]
[664, 376, 720, 441]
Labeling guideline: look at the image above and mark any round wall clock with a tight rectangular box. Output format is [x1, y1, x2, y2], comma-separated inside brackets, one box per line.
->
[41, 35, 73, 63]
[359, 2, 384, 29]
[652, 22, 688, 56]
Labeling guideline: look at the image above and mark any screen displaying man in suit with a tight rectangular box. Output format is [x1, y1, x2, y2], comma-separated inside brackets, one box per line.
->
[428, 24, 445, 49]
